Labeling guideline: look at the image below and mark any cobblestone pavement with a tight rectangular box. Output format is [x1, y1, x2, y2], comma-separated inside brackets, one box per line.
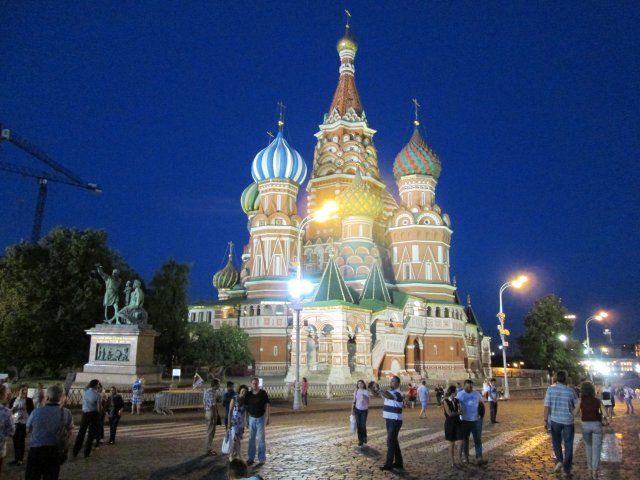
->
[2, 400, 639, 479]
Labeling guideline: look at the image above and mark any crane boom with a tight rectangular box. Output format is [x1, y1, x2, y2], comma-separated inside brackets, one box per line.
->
[0, 123, 102, 242]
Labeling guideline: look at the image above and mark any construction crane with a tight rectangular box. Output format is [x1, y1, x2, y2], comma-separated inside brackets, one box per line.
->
[0, 123, 102, 243]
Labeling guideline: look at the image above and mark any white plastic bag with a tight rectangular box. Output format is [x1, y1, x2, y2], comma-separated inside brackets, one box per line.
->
[221, 429, 234, 454]
[349, 414, 356, 433]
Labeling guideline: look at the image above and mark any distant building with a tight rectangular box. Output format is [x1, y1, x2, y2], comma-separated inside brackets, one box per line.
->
[189, 26, 489, 382]
[585, 342, 640, 377]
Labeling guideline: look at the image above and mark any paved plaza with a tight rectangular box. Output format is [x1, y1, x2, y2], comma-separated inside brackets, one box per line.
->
[2, 399, 639, 479]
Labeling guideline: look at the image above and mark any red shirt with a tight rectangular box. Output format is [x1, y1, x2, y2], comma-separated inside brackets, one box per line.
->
[580, 396, 602, 422]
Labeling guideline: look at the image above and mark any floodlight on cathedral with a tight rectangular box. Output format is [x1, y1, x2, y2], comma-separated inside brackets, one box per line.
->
[392, 125, 441, 179]
[250, 131, 307, 185]
[212, 243, 240, 291]
[336, 168, 383, 219]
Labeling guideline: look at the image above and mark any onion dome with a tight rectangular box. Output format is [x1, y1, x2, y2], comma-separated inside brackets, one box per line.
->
[337, 26, 358, 53]
[393, 126, 441, 180]
[240, 182, 260, 214]
[213, 242, 240, 291]
[251, 131, 307, 185]
[337, 168, 383, 219]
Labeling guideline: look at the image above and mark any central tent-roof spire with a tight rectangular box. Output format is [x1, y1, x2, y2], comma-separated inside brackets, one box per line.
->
[327, 13, 364, 122]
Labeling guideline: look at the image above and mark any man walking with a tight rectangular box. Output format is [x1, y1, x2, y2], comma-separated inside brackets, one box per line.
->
[376, 375, 404, 471]
[203, 379, 221, 455]
[73, 379, 101, 458]
[457, 379, 487, 466]
[544, 370, 578, 477]
[222, 381, 236, 431]
[487, 378, 499, 423]
[245, 377, 270, 466]
[106, 386, 124, 444]
[418, 381, 429, 418]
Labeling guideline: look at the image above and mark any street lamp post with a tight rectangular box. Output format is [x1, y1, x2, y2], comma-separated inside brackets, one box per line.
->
[289, 201, 337, 411]
[585, 311, 608, 379]
[497, 275, 528, 399]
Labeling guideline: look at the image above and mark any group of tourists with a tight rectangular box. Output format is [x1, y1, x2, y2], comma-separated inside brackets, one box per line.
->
[200, 377, 268, 480]
[0, 376, 135, 480]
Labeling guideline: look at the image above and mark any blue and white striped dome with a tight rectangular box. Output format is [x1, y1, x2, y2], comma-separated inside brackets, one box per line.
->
[251, 131, 307, 184]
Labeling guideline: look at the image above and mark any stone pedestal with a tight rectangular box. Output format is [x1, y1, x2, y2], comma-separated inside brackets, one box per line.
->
[75, 324, 162, 387]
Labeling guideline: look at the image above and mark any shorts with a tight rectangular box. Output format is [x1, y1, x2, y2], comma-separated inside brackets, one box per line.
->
[444, 418, 463, 442]
[602, 400, 612, 407]
[408, 396, 416, 402]
[132, 395, 142, 405]
[421, 401, 427, 409]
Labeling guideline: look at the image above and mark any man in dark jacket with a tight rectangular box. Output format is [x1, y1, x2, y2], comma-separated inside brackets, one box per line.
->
[106, 386, 125, 444]
[8, 384, 34, 465]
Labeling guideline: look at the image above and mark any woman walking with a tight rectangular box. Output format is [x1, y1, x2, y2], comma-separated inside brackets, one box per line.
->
[8, 384, 34, 465]
[352, 379, 370, 447]
[443, 385, 463, 468]
[228, 384, 249, 458]
[0, 384, 16, 475]
[573, 381, 609, 479]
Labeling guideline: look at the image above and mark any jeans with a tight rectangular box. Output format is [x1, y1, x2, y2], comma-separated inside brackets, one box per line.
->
[384, 418, 403, 467]
[73, 411, 99, 457]
[205, 409, 218, 452]
[25, 446, 61, 480]
[354, 408, 368, 444]
[489, 401, 498, 423]
[581, 421, 603, 471]
[248, 415, 266, 463]
[108, 413, 121, 442]
[12, 423, 26, 461]
[461, 419, 483, 459]
[550, 420, 575, 474]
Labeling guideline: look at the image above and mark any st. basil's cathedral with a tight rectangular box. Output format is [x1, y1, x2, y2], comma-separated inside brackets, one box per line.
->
[189, 26, 492, 383]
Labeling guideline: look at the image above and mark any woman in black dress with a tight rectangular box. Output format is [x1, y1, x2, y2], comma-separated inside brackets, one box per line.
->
[443, 384, 463, 468]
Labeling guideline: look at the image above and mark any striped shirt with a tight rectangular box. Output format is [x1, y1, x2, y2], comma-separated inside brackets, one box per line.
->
[383, 388, 403, 421]
[544, 383, 577, 425]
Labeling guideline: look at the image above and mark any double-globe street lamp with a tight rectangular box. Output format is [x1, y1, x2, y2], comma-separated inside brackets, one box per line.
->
[585, 311, 608, 379]
[288, 200, 337, 411]
[497, 275, 528, 399]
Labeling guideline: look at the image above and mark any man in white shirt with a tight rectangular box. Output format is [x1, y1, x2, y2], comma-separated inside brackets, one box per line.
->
[376, 376, 404, 471]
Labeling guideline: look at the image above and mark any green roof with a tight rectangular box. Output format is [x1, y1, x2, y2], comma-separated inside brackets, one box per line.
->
[359, 261, 392, 304]
[313, 256, 355, 304]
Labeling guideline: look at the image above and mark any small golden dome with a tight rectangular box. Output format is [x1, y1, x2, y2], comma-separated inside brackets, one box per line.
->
[337, 29, 358, 53]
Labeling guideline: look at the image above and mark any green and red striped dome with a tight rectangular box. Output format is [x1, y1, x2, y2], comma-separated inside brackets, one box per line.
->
[393, 127, 441, 180]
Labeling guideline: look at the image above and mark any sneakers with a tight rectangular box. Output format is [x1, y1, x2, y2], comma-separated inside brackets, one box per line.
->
[553, 462, 563, 473]
[477, 458, 488, 466]
[247, 460, 255, 466]
[379, 465, 393, 471]
[256, 461, 265, 468]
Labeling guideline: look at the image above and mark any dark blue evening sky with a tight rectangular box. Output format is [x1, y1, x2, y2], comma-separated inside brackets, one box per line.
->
[1, 1, 639, 346]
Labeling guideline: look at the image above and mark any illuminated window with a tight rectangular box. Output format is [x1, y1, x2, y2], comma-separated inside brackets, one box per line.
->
[412, 245, 419, 262]
[273, 346, 278, 357]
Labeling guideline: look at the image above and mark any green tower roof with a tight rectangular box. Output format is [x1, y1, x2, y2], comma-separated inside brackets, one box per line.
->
[359, 261, 392, 304]
[312, 255, 354, 304]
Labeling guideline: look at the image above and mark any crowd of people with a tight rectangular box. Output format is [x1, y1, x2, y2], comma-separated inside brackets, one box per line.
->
[0, 375, 134, 480]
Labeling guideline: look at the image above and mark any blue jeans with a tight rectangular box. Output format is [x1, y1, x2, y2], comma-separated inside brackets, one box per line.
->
[248, 415, 266, 463]
[354, 408, 368, 444]
[461, 419, 483, 459]
[550, 420, 575, 474]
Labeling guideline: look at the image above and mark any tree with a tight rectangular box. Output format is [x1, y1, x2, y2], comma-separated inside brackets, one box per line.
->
[518, 294, 585, 381]
[0, 228, 137, 375]
[145, 260, 190, 371]
[184, 323, 252, 377]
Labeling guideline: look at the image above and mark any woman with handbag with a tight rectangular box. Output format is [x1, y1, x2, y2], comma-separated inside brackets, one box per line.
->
[352, 380, 370, 447]
[573, 381, 610, 479]
[25, 384, 73, 480]
[227, 384, 249, 458]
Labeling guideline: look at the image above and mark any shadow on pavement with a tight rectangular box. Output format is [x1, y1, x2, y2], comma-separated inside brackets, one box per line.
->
[149, 453, 226, 480]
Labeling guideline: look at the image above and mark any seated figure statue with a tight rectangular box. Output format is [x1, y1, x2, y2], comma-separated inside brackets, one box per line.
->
[113, 279, 148, 325]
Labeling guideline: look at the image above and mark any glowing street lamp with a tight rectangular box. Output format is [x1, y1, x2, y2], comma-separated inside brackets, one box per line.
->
[558, 334, 568, 343]
[288, 200, 338, 411]
[585, 311, 608, 379]
[497, 275, 528, 399]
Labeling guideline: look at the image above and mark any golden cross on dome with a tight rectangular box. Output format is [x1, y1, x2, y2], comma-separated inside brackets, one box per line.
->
[266, 131, 274, 144]
[345, 9, 352, 29]
[412, 98, 421, 126]
[277, 101, 286, 131]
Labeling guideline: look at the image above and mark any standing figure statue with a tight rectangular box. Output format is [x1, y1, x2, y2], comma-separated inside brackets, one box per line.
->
[96, 265, 121, 322]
